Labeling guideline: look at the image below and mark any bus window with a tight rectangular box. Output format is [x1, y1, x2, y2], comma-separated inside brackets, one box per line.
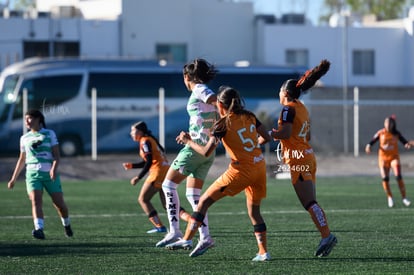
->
[210, 73, 296, 98]
[164, 73, 186, 97]
[12, 75, 82, 119]
[87, 73, 185, 98]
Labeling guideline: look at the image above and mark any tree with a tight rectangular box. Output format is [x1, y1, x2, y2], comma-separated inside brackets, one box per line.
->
[12, 0, 35, 11]
[347, 0, 406, 20]
[319, 0, 344, 23]
[322, 0, 413, 22]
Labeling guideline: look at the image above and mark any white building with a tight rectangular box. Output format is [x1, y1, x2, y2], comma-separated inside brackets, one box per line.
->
[0, 0, 413, 88]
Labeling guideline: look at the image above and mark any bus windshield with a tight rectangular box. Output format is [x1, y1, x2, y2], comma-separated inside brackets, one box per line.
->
[0, 75, 19, 123]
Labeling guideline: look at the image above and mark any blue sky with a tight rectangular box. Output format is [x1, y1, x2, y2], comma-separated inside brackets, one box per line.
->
[1, 0, 326, 25]
[250, 0, 325, 25]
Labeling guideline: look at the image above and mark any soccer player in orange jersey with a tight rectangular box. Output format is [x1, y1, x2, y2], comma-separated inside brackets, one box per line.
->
[269, 60, 337, 257]
[165, 86, 272, 261]
[365, 115, 411, 208]
[123, 121, 190, 234]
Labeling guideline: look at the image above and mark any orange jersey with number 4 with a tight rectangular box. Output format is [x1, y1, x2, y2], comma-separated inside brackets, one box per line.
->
[278, 100, 316, 183]
[278, 100, 313, 164]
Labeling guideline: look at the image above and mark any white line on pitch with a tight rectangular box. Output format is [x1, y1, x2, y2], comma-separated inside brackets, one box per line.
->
[1, 207, 411, 220]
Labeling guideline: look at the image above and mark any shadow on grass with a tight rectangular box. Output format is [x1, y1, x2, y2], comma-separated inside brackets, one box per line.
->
[0, 241, 148, 257]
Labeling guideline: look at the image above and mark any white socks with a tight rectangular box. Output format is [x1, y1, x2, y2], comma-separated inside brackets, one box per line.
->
[186, 187, 210, 240]
[162, 179, 180, 234]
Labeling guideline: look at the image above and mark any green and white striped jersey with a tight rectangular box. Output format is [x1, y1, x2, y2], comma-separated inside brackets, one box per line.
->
[20, 128, 58, 172]
[187, 84, 217, 146]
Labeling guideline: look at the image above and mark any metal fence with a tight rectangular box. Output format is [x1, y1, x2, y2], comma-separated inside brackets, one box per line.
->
[307, 87, 414, 155]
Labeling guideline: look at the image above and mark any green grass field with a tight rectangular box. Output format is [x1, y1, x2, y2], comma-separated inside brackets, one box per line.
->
[0, 176, 413, 274]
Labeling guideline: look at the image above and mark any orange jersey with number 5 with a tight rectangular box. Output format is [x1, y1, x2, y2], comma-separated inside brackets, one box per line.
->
[221, 113, 264, 168]
[209, 113, 266, 201]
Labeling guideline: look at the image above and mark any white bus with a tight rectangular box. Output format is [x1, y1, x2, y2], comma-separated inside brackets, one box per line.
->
[0, 57, 303, 156]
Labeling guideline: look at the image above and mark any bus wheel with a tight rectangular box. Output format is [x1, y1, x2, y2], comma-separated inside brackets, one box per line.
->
[59, 135, 83, 157]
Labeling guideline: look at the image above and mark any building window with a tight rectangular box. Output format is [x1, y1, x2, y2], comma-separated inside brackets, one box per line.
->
[352, 49, 375, 75]
[23, 41, 49, 58]
[23, 41, 79, 58]
[285, 49, 308, 67]
[156, 44, 187, 63]
[54, 42, 79, 57]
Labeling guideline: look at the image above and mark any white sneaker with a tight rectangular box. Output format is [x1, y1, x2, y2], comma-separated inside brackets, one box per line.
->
[155, 231, 183, 247]
[252, 252, 271, 261]
[165, 239, 193, 250]
[388, 197, 394, 208]
[402, 198, 411, 207]
[189, 236, 215, 257]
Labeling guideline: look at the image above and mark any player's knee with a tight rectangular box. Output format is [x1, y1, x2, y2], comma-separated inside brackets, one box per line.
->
[138, 196, 147, 206]
[382, 176, 389, 182]
[396, 175, 402, 180]
[162, 179, 176, 190]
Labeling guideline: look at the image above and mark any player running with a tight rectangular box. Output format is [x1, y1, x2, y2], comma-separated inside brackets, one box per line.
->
[268, 60, 337, 257]
[123, 121, 191, 233]
[156, 58, 218, 257]
[166, 85, 272, 261]
[365, 115, 412, 207]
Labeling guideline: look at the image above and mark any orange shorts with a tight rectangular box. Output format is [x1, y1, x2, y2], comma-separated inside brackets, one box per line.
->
[286, 154, 317, 184]
[205, 162, 267, 202]
[378, 155, 399, 169]
[144, 165, 169, 189]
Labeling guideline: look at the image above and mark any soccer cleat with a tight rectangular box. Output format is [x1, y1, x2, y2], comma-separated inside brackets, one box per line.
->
[252, 252, 271, 262]
[64, 225, 73, 237]
[402, 198, 411, 207]
[146, 226, 167, 234]
[32, 229, 45, 240]
[165, 239, 193, 250]
[155, 231, 183, 247]
[388, 197, 394, 208]
[189, 236, 215, 257]
[315, 233, 337, 257]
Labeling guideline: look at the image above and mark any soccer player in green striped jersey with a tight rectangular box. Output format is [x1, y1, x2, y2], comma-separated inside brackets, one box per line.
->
[8, 109, 73, 239]
[156, 59, 218, 257]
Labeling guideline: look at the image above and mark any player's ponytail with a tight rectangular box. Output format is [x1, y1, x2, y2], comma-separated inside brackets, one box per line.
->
[283, 59, 330, 99]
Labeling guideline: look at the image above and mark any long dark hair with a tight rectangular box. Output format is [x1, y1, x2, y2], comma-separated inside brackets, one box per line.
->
[214, 85, 256, 132]
[282, 59, 330, 99]
[386, 115, 398, 135]
[182, 58, 218, 84]
[26, 109, 47, 128]
[132, 121, 165, 153]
